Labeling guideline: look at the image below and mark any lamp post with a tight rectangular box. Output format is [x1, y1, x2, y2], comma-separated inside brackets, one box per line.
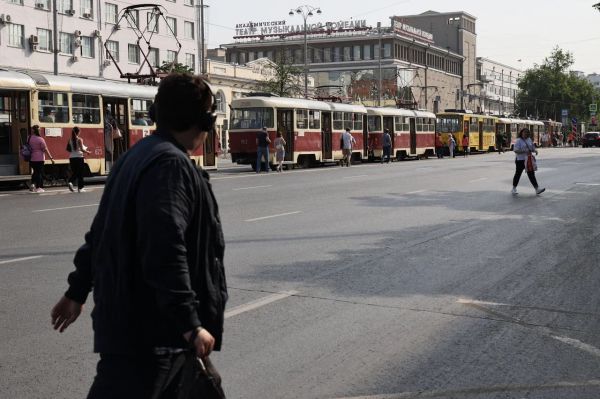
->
[289, 5, 322, 98]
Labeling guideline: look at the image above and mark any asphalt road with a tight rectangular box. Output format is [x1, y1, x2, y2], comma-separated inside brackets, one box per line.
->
[2, 147, 600, 399]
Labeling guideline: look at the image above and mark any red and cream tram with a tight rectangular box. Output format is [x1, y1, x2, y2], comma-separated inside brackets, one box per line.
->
[229, 96, 368, 169]
[0, 70, 217, 182]
[367, 107, 436, 160]
[496, 117, 545, 150]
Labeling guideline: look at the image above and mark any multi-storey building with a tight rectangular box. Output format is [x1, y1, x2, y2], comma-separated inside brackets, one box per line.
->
[586, 73, 600, 90]
[0, 0, 202, 79]
[476, 57, 522, 115]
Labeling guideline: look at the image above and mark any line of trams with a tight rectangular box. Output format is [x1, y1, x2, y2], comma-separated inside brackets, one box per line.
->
[0, 70, 563, 179]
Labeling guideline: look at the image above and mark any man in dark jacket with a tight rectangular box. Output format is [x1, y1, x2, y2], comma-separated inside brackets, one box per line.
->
[51, 73, 227, 398]
[381, 128, 392, 163]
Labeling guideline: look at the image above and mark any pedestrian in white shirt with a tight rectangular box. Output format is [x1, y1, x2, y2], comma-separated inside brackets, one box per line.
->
[512, 128, 545, 196]
[341, 128, 356, 167]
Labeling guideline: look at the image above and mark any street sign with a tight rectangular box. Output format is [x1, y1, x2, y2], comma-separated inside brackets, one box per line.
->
[590, 104, 598, 113]
[561, 109, 569, 117]
[572, 117, 577, 125]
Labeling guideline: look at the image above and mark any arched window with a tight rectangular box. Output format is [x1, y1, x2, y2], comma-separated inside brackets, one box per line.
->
[215, 90, 226, 113]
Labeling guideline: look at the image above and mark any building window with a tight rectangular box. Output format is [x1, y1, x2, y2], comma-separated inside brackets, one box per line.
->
[80, 0, 93, 18]
[128, 44, 140, 64]
[57, 0, 73, 13]
[166, 17, 177, 36]
[166, 50, 177, 64]
[127, 10, 139, 28]
[59, 32, 73, 54]
[72, 94, 101, 124]
[8, 0, 24, 4]
[353, 45, 361, 61]
[323, 48, 331, 62]
[215, 90, 226, 113]
[105, 3, 118, 24]
[363, 45, 371, 60]
[383, 43, 391, 59]
[37, 28, 52, 52]
[148, 47, 159, 67]
[333, 47, 341, 62]
[184, 0, 193, 5]
[105, 40, 119, 61]
[147, 12, 158, 33]
[184, 21, 194, 39]
[8, 24, 24, 48]
[34, 0, 50, 9]
[80, 36, 94, 58]
[185, 53, 195, 70]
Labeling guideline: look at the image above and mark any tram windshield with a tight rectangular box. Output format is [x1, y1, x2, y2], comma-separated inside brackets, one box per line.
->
[231, 107, 274, 129]
[437, 116, 460, 133]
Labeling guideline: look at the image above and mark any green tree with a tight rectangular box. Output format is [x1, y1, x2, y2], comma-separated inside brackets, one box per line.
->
[157, 61, 194, 74]
[516, 47, 598, 123]
[255, 55, 303, 97]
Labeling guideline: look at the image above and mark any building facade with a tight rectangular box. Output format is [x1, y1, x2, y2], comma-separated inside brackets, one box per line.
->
[476, 57, 522, 115]
[586, 72, 600, 90]
[0, 0, 201, 79]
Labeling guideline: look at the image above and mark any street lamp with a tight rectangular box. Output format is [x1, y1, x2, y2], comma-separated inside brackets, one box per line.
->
[288, 5, 322, 98]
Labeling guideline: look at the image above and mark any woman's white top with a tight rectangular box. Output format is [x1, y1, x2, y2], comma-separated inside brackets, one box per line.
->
[513, 137, 534, 161]
[69, 138, 85, 159]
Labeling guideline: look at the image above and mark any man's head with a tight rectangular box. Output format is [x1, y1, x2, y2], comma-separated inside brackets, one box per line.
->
[345, 128, 350, 132]
[262, 127, 267, 132]
[384, 128, 390, 133]
[154, 73, 215, 133]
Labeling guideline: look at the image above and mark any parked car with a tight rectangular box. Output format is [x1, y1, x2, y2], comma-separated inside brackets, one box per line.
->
[582, 132, 600, 147]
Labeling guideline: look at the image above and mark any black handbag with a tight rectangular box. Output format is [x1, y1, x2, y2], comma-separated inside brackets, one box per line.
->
[178, 353, 226, 399]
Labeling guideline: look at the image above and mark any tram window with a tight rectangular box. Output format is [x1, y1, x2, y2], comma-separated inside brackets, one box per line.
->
[353, 113, 362, 131]
[308, 110, 320, 129]
[38, 91, 69, 123]
[343, 112, 352, 130]
[333, 112, 343, 130]
[367, 116, 381, 131]
[130, 98, 154, 126]
[438, 116, 459, 133]
[416, 118, 423, 132]
[72, 94, 100, 124]
[231, 107, 274, 129]
[296, 109, 308, 129]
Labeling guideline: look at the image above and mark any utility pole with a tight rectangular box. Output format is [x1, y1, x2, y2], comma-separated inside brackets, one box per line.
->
[289, 5, 322, 98]
[196, 0, 208, 75]
[52, 0, 58, 75]
[377, 22, 382, 107]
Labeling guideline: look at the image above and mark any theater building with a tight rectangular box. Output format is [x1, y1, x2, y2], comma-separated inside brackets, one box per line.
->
[222, 11, 482, 113]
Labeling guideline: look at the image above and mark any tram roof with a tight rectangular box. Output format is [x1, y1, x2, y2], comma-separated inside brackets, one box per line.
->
[414, 110, 436, 118]
[327, 102, 367, 113]
[0, 69, 157, 98]
[232, 96, 331, 111]
[498, 117, 544, 125]
[365, 107, 415, 117]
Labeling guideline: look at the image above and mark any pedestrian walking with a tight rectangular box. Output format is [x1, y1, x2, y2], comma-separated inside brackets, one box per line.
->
[448, 134, 456, 158]
[496, 131, 505, 153]
[274, 131, 286, 172]
[67, 127, 91, 193]
[51, 73, 228, 398]
[28, 125, 54, 193]
[511, 127, 545, 196]
[256, 126, 271, 173]
[341, 127, 356, 167]
[435, 132, 444, 158]
[381, 128, 392, 163]
[462, 133, 469, 157]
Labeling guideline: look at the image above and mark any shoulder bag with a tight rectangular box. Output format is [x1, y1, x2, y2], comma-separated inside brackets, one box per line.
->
[524, 141, 537, 172]
[112, 125, 123, 139]
[20, 135, 32, 161]
[178, 353, 226, 399]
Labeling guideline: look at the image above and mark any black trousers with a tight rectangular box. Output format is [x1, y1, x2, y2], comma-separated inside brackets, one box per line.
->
[30, 161, 44, 188]
[87, 353, 185, 399]
[513, 159, 538, 188]
[69, 157, 85, 189]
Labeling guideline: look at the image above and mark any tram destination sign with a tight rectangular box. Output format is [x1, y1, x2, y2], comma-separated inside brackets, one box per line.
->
[234, 19, 367, 39]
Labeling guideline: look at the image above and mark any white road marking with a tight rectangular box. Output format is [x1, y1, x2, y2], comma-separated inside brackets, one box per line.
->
[0, 194, 9, 197]
[469, 177, 488, 182]
[343, 175, 368, 179]
[0, 255, 43, 265]
[33, 203, 99, 213]
[576, 183, 600, 186]
[233, 185, 272, 191]
[457, 298, 509, 306]
[225, 291, 298, 319]
[406, 189, 426, 194]
[244, 211, 301, 222]
[551, 335, 600, 357]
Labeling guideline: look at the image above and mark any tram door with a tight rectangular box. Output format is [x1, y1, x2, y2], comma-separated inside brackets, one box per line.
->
[383, 116, 394, 153]
[203, 128, 216, 167]
[277, 109, 294, 162]
[0, 91, 29, 175]
[103, 97, 129, 169]
[409, 118, 417, 155]
[478, 120, 484, 150]
[321, 111, 332, 160]
[362, 114, 368, 156]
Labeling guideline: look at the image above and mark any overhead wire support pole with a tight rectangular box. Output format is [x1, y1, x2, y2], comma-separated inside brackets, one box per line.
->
[289, 5, 322, 98]
[378, 22, 382, 107]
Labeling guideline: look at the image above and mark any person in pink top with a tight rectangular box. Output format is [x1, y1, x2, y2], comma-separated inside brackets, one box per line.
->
[28, 125, 54, 193]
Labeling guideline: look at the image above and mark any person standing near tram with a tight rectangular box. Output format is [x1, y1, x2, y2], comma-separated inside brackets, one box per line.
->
[381, 128, 392, 163]
[256, 126, 271, 173]
[341, 127, 356, 167]
[462, 133, 470, 157]
[28, 125, 54, 193]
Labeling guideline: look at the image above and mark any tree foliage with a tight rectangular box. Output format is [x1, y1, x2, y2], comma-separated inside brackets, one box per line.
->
[255, 55, 303, 97]
[516, 47, 599, 123]
[157, 61, 194, 75]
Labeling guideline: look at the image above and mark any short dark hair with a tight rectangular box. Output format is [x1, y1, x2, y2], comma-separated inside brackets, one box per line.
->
[32, 125, 40, 136]
[154, 73, 213, 131]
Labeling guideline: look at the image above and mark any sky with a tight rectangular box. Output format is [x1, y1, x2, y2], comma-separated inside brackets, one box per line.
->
[202, 0, 600, 75]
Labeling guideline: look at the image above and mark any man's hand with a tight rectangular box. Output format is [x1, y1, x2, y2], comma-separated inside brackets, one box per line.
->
[184, 327, 215, 359]
[51, 296, 83, 333]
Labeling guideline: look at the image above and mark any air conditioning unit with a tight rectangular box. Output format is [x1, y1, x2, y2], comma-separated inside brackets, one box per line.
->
[31, 44, 38, 52]
[103, 59, 112, 66]
[74, 38, 82, 47]
[65, 9, 75, 16]
[29, 35, 39, 45]
[35, 2, 46, 9]
[0, 14, 11, 24]
[83, 10, 92, 19]
[71, 55, 79, 62]
[74, 30, 81, 37]
[93, 29, 101, 37]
